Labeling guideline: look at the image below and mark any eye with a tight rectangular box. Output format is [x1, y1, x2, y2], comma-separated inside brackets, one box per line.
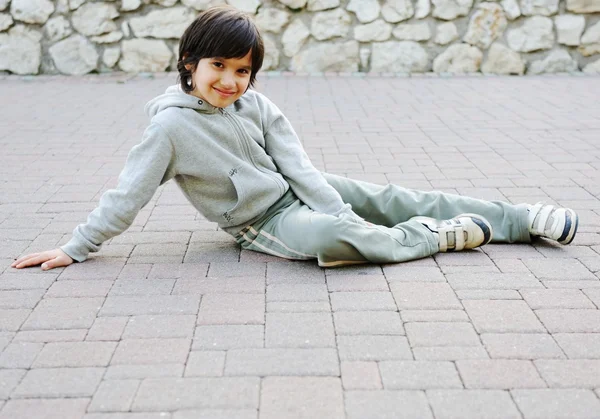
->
[238, 69, 249, 75]
[212, 61, 224, 68]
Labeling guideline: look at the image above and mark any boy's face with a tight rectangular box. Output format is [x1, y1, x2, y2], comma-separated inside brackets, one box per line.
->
[187, 51, 252, 108]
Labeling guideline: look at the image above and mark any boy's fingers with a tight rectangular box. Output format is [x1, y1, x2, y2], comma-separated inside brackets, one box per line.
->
[11, 253, 40, 267]
[14, 254, 50, 269]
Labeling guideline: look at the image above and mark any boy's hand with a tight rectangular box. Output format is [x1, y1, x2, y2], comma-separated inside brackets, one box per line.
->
[11, 249, 74, 271]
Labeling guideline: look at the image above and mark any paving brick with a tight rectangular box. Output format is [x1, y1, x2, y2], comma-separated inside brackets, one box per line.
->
[87, 317, 128, 341]
[88, 379, 140, 412]
[427, 390, 521, 419]
[266, 261, 326, 284]
[105, 364, 184, 380]
[0, 273, 56, 290]
[511, 389, 600, 419]
[0, 289, 44, 308]
[173, 410, 256, 419]
[463, 300, 546, 333]
[337, 335, 412, 361]
[207, 262, 266, 277]
[341, 361, 382, 390]
[149, 263, 208, 279]
[99, 295, 200, 316]
[260, 377, 344, 419]
[522, 258, 597, 281]
[193, 325, 263, 350]
[493, 258, 532, 273]
[401, 310, 468, 322]
[0, 342, 43, 368]
[553, 333, 600, 358]
[455, 290, 522, 300]
[583, 288, 600, 307]
[225, 348, 339, 376]
[0, 309, 30, 331]
[266, 284, 328, 302]
[325, 265, 384, 276]
[345, 390, 433, 419]
[46, 280, 113, 297]
[12, 367, 104, 398]
[481, 333, 565, 359]
[379, 361, 462, 390]
[184, 351, 225, 377]
[405, 322, 480, 347]
[326, 274, 388, 291]
[543, 280, 600, 289]
[390, 282, 461, 310]
[0, 369, 26, 400]
[0, 398, 90, 419]
[22, 297, 102, 330]
[440, 265, 499, 274]
[382, 266, 446, 282]
[32, 341, 116, 368]
[520, 289, 596, 309]
[413, 346, 489, 361]
[184, 241, 240, 263]
[109, 279, 175, 295]
[435, 251, 494, 267]
[266, 312, 335, 348]
[122, 315, 196, 339]
[131, 377, 259, 411]
[536, 309, 600, 332]
[330, 291, 397, 311]
[172, 277, 265, 294]
[456, 360, 546, 389]
[117, 263, 152, 279]
[334, 311, 404, 335]
[59, 259, 125, 280]
[198, 293, 264, 325]
[266, 301, 330, 312]
[446, 272, 543, 290]
[13, 329, 86, 343]
[534, 360, 600, 388]
[111, 339, 191, 365]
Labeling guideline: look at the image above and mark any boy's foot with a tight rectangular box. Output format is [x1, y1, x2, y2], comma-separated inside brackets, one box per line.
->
[528, 202, 578, 245]
[410, 213, 493, 252]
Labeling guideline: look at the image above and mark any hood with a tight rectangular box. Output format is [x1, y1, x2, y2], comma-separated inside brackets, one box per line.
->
[144, 84, 221, 118]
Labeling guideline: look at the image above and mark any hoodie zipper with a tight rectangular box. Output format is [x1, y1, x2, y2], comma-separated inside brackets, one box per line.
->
[220, 109, 286, 194]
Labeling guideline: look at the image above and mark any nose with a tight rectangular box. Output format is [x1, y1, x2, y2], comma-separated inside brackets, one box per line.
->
[221, 72, 235, 88]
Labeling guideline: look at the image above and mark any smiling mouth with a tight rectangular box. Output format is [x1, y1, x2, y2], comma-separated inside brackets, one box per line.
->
[213, 87, 236, 96]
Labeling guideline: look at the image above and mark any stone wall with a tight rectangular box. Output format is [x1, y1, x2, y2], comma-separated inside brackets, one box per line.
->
[1, 0, 599, 75]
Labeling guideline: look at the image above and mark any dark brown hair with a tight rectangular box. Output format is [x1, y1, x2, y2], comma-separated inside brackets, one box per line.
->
[177, 6, 264, 93]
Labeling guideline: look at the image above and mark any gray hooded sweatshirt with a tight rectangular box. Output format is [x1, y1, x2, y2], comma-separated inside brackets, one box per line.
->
[61, 85, 356, 262]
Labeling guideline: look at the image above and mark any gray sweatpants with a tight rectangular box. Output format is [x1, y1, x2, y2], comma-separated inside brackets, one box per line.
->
[236, 173, 532, 267]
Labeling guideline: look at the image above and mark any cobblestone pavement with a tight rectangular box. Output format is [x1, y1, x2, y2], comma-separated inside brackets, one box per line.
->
[1, 73, 600, 419]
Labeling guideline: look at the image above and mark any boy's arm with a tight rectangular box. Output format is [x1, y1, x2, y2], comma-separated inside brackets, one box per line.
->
[262, 100, 360, 219]
[60, 123, 175, 262]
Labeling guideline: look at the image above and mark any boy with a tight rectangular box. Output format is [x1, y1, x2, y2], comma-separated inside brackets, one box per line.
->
[11, 6, 578, 271]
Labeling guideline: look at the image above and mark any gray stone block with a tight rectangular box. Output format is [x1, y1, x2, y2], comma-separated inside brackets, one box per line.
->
[0, 309, 31, 331]
[413, 346, 489, 361]
[511, 389, 600, 419]
[553, 333, 600, 359]
[46, 280, 113, 297]
[100, 295, 200, 316]
[207, 262, 266, 277]
[23, 297, 102, 330]
[0, 342, 43, 368]
[266, 284, 328, 302]
[341, 361, 382, 390]
[12, 367, 105, 398]
[327, 274, 388, 291]
[225, 348, 339, 376]
[405, 322, 480, 347]
[583, 288, 600, 307]
[0, 369, 26, 400]
[0, 399, 89, 419]
[330, 291, 397, 311]
[334, 311, 404, 335]
[131, 377, 260, 411]
[260, 377, 344, 419]
[455, 290, 522, 300]
[446, 272, 543, 290]
[172, 277, 265, 294]
[86, 317, 128, 341]
[481, 333, 565, 359]
[174, 409, 257, 419]
[105, 364, 185, 380]
[456, 360, 546, 389]
[463, 300, 546, 333]
[111, 339, 191, 365]
[109, 279, 175, 296]
[88, 379, 140, 412]
[338, 335, 413, 361]
[193, 325, 264, 350]
[0, 289, 44, 308]
[520, 289, 596, 309]
[267, 261, 325, 283]
[345, 390, 433, 419]
[534, 360, 600, 388]
[122, 315, 196, 339]
[379, 361, 462, 389]
[266, 312, 335, 348]
[198, 293, 264, 325]
[522, 258, 597, 280]
[14, 329, 87, 343]
[427, 389, 521, 419]
[536, 309, 600, 332]
[184, 351, 226, 377]
[267, 301, 330, 312]
[32, 341, 117, 368]
[59, 259, 125, 280]
[383, 266, 446, 282]
[401, 310, 468, 322]
[390, 282, 462, 310]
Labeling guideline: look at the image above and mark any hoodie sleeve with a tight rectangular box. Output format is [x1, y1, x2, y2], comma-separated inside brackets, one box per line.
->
[259, 95, 361, 220]
[61, 123, 175, 262]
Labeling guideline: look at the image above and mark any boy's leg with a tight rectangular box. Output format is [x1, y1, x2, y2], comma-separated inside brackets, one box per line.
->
[322, 172, 531, 243]
[238, 200, 439, 267]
